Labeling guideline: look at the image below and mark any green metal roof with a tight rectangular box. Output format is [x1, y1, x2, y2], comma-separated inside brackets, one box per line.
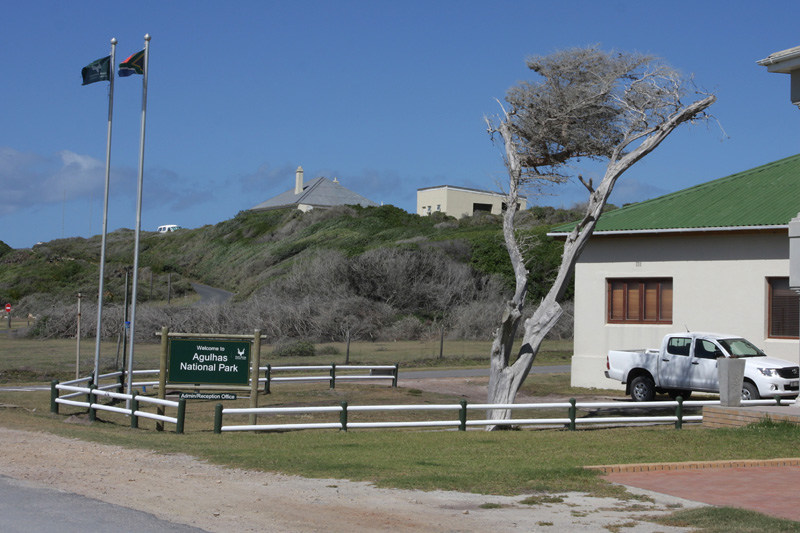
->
[550, 153, 800, 234]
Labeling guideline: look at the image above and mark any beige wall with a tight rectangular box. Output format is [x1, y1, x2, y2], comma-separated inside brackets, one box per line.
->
[570, 231, 799, 390]
[417, 186, 526, 218]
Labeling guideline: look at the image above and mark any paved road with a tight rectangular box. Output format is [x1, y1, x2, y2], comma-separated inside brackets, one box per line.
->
[398, 365, 569, 379]
[0, 475, 208, 533]
[0, 385, 51, 391]
[190, 282, 234, 305]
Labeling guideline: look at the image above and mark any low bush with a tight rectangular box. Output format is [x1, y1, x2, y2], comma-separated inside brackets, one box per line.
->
[272, 340, 316, 357]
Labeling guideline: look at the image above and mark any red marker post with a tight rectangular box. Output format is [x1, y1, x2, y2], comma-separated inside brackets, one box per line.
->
[5, 304, 10, 329]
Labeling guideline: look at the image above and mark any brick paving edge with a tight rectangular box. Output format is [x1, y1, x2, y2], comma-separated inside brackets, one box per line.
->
[586, 457, 800, 474]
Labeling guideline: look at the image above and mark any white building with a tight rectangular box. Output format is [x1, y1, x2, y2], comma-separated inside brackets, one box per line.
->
[417, 185, 526, 218]
[549, 154, 800, 390]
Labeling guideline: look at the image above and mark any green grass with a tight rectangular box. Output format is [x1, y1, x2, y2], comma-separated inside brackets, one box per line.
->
[654, 507, 800, 532]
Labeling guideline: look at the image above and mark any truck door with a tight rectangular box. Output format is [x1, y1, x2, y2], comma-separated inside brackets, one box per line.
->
[659, 336, 693, 388]
[690, 339, 722, 391]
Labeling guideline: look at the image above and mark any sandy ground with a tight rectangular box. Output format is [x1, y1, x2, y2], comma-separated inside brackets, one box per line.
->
[0, 375, 704, 532]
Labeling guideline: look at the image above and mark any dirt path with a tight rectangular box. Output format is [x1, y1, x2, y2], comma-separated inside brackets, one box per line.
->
[0, 425, 699, 532]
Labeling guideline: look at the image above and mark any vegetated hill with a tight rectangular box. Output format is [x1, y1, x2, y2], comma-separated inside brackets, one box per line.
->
[0, 204, 583, 342]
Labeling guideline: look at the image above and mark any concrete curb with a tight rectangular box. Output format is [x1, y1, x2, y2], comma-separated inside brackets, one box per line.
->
[586, 457, 800, 473]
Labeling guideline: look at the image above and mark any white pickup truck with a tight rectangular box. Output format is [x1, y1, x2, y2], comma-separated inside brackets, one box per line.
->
[605, 332, 800, 401]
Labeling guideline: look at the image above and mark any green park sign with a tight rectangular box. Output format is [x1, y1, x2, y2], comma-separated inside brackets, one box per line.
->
[168, 339, 250, 385]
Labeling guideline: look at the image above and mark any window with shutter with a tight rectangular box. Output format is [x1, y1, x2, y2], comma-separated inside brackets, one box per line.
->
[607, 278, 673, 324]
[768, 277, 799, 338]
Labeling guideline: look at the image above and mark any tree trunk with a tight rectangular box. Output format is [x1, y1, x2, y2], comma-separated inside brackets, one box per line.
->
[486, 299, 562, 423]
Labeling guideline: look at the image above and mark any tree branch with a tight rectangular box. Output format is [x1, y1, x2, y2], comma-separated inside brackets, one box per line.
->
[578, 174, 594, 193]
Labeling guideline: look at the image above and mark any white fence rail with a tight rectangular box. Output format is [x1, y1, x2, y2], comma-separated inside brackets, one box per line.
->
[260, 364, 399, 393]
[51, 377, 186, 433]
[214, 397, 796, 433]
[53, 363, 399, 403]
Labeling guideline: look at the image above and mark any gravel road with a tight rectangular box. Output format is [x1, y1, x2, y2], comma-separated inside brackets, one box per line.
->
[0, 426, 700, 532]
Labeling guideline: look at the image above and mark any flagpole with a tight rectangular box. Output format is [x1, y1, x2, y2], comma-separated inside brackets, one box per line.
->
[93, 37, 117, 386]
[126, 34, 150, 400]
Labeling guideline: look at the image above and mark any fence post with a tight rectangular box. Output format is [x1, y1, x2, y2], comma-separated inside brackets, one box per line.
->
[50, 380, 59, 414]
[176, 398, 186, 434]
[130, 393, 139, 429]
[264, 364, 271, 394]
[214, 403, 223, 434]
[345, 328, 351, 365]
[459, 399, 467, 431]
[249, 329, 262, 426]
[675, 396, 683, 430]
[340, 401, 348, 432]
[330, 363, 336, 390]
[392, 363, 399, 388]
[88, 385, 97, 422]
[568, 398, 576, 431]
[117, 369, 125, 393]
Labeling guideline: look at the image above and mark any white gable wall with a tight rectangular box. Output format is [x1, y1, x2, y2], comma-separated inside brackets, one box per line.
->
[571, 230, 799, 390]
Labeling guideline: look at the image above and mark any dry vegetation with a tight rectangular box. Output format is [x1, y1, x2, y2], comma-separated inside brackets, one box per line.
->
[3, 205, 580, 345]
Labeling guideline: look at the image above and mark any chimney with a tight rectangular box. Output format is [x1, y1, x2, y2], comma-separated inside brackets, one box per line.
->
[295, 166, 304, 195]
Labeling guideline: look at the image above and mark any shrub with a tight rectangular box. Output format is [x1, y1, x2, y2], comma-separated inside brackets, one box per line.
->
[447, 300, 505, 340]
[272, 340, 316, 357]
[381, 315, 427, 341]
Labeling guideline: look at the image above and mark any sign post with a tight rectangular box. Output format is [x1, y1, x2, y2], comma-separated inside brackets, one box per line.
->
[5, 303, 10, 329]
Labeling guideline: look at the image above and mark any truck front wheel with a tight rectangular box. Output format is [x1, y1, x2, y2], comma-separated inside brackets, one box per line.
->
[741, 382, 760, 401]
[630, 376, 656, 402]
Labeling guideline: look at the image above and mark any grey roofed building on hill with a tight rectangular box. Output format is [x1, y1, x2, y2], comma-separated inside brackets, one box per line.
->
[250, 166, 379, 212]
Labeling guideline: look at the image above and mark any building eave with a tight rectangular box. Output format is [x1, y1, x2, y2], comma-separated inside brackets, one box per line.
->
[757, 46, 800, 73]
[547, 224, 788, 239]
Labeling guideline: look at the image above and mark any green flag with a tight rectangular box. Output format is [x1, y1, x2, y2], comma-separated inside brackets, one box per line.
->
[82, 56, 111, 85]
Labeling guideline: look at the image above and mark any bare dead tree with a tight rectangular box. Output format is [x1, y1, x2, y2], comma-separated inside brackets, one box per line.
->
[484, 47, 716, 427]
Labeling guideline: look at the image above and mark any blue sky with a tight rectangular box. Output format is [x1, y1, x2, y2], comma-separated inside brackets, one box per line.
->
[1, 1, 799, 249]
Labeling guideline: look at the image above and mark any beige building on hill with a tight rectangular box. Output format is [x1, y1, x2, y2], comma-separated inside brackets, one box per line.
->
[417, 185, 526, 218]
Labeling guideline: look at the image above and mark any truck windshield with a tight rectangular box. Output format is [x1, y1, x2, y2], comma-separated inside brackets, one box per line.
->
[718, 338, 767, 358]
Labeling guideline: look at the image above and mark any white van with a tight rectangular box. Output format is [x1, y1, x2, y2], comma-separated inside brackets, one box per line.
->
[157, 225, 182, 233]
